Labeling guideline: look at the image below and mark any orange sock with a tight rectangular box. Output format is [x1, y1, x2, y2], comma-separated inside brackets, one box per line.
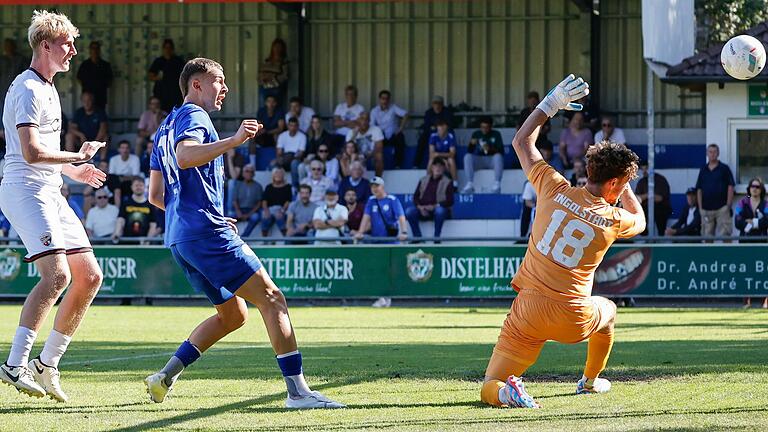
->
[584, 331, 614, 379]
[481, 380, 507, 407]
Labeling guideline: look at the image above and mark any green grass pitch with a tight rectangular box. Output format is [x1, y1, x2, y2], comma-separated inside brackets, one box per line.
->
[0, 305, 767, 431]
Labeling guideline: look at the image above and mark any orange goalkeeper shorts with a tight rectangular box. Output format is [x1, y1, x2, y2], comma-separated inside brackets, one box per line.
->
[486, 288, 615, 379]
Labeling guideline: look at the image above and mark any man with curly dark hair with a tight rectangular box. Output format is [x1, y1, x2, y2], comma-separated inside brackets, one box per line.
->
[480, 75, 646, 409]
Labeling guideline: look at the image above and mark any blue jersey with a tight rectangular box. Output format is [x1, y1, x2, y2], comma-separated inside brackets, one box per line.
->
[428, 132, 456, 154]
[150, 103, 228, 246]
[364, 195, 405, 237]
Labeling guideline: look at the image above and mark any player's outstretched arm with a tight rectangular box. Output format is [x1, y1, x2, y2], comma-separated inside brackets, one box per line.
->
[19, 126, 104, 164]
[513, 74, 589, 176]
[176, 120, 262, 169]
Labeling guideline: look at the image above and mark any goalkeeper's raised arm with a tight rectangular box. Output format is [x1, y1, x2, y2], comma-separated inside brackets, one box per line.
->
[512, 74, 589, 176]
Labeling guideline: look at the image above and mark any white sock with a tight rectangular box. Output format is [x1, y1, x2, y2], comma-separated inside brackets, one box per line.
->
[284, 373, 313, 397]
[8, 326, 37, 367]
[39, 330, 72, 368]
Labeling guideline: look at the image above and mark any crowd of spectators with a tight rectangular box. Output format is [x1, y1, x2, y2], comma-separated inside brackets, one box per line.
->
[2, 34, 768, 256]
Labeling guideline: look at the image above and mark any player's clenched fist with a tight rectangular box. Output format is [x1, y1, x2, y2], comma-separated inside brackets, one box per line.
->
[234, 119, 263, 144]
[79, 140, 106, 162]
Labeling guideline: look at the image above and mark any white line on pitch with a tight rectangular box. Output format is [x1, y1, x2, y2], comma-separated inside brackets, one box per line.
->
[60, 345, 264, 366]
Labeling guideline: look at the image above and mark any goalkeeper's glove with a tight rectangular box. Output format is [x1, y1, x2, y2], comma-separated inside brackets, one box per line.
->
[537, 74, 590, 118]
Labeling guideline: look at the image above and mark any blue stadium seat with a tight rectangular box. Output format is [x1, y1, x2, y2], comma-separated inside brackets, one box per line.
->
[627, 144, 706, 169]
[394, 193, 523, 219]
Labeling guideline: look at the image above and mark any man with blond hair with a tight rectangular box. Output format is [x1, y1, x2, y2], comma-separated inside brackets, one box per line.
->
[0, 10, 106, 402]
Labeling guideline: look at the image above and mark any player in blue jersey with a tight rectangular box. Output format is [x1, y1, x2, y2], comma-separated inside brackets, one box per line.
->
[144, 58, 344, 409]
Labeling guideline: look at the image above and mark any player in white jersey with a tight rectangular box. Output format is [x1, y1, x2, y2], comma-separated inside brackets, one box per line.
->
[0, 11, 106, 402]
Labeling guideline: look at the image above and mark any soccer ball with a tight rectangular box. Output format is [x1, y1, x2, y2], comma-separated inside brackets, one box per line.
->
[721, 35, 766, 80]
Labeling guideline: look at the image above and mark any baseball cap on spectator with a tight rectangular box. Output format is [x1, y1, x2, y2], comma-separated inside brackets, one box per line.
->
[370, 176, 385, 186]
[431, 95, 444, 104]
[686, 187, 696, 195]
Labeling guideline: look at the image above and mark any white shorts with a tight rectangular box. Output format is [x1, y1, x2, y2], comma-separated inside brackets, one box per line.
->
[0, 182, 91, 262]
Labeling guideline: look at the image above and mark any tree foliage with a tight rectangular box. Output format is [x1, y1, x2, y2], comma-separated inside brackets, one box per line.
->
[699, 0, 768, 46]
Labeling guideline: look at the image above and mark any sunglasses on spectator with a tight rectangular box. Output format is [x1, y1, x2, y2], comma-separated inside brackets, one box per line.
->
[751, 184, 762, 188]
[311, 167, 323, 171]
[317, 149, 329, 153]
[96, 196, 108, 200]
[602, 123, 612, 127]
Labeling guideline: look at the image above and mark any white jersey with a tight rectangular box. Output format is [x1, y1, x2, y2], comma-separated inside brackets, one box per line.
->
[1, 68, 63, 187]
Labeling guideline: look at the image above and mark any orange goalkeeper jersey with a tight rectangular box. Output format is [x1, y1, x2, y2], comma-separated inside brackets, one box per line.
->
[512, 161, 644, 301]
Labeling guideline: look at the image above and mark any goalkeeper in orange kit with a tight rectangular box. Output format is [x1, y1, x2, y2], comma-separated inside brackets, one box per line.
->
[480, 75, 646, 408]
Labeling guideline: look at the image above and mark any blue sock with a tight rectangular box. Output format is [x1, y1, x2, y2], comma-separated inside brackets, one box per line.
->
[276, 350, 302, 377]
[160, 340, 201, 386]
[175, 340, 201, 367]
[276, 351, 312, 397]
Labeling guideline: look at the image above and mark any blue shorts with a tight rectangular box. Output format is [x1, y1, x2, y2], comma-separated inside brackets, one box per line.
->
[170, 230, 262, 305]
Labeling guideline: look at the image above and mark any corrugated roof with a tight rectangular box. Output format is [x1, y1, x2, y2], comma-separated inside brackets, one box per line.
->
[663, 22, 768, 83]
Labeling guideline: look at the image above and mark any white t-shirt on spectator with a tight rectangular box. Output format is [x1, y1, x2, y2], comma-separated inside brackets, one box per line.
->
[323, 158, 341, 185]
[334, 102, 366, 137]
[277, 130, 307, 154]
[85, 204, 119, 237]
[370, 104, 408, 139]
[109, 154, 141, 176]
[345, 126, 384, 156]
[522, 182, 537, 206]
[285, 106, 316, 133]
[594, 127, 626, 144]
[313, 203, 348, 242]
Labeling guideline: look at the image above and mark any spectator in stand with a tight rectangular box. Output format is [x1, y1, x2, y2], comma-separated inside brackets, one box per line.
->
[346, 111, 385, 176]
[112, 177, 160, 243]
[427, 119, 458, 183]
[76, 41, 113, 110]
[339, 160, 370, 204]
[559, 112, 593, 168]
[140, 138, 154, 178]
[274, 117, 306, 189]
[307, 115, 335, 157]
[665, 187, 701, 237]
[252, 94, 286, 166]
[339, 141, 366, 178]
[224, 148, 246, 216]
[370, 90, 409, 168]
[110, 140, 141, 178]
[313, 190, 348, 244]
[635, 163, 672, 236]
[315, 143, 340, 185]
[135, 96, 166, 156]
[518, 91, 553, 143]
[83, 160, 122, 214]
[696, 144, 735, 237]
[537, 138, 564, 173]
[416, 95, 454, 168]
[0, 38, 28, 122]
[260, 167, 292, 237]
[520, 180, 536, 238]
[334, 85, 365, 138]
[60, 183, 85, 223]
[65, 91, 109, 152]
[594, 115, 626, 144]
[405, 157, 454, 240]
[286, 184, 317, 240]
[356, 176, 407, 308]
[736, 178, 768, 308]
[355, 176, 407, 242]
[85, 189, 119, 238]
[301, 159, 335, 204]
[148, 38, 184, 112]
[232, 164, 264, 237]
[569, 158, 586, 186]
[462, 116, 504, 194]
[285, 96, 315, 133]
[735, 177, 768, 240]
[344, 189, 364, 237]
[0, 208, 11, 238]
[575, 175, 588, 188]
[257, 38, 289, 108]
